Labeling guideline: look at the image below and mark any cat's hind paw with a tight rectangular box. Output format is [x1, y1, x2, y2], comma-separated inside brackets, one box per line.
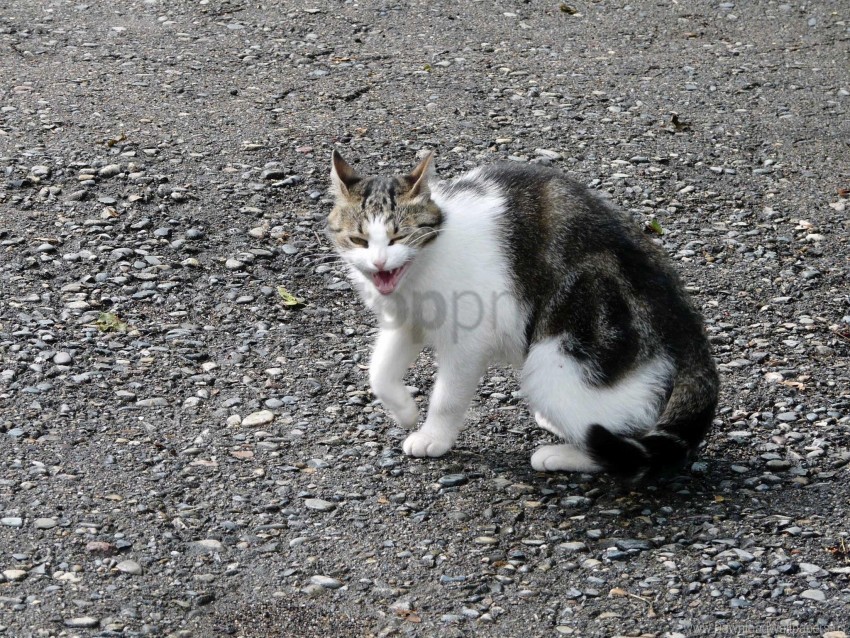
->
[531, 444, 601, 473]
[402, 429, 453, 458]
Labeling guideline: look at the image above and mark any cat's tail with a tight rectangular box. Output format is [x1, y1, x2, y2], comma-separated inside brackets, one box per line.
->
[585, 357, 719, 483]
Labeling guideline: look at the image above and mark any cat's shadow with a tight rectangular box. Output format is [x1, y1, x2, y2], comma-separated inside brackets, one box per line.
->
[425, 446, 743, 512]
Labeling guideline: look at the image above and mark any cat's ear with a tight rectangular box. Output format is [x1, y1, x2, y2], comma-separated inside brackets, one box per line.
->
[330, 150, 360, 199]
[403, 150, 435, 200]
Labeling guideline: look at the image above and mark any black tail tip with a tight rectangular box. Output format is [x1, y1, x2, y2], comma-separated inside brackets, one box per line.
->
[586, 424, 691, 482]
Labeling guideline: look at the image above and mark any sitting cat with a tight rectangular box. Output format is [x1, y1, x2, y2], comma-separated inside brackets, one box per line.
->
[327, 150, 719, 482]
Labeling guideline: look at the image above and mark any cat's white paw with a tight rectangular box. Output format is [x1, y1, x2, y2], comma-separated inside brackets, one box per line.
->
[531, 444, 601, 473]
[402, 429, 453, 457]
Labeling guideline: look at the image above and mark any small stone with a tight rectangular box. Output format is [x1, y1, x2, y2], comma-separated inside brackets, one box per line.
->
[65, 617, 100, 629]
[98, 164, 122, 177]
[558, 541, 588, 553]
[534, 148, 562, 160]
[732, 548, 755, 563]
[474, 536, 499, 545]
[53, 352, 73, 365]
[823, 632, 847, 638]
[614, 539, 653, 552]
[186, 228, 205, 240]
[192, 539, 224, 552]
[115, 560, 143, 575]
[304, 498, 335, 512]
[33, 517, 57, 530]
[136, 397, 168, 407]
[225, 258, 244, 270]
[1, 517, 23, 527]
[226, 414, 242, 426]
[561, 495, 592, 508]
[438, 473, 468, 487]
[241, 410, 274, 426]
[308, 575, 343, 589]
[261, 168, 288, 180]
[3, 569, 27, 581]
[86, 541, 116, 555]
[801, 589, 826, 602]
[766, 459, 793, 470]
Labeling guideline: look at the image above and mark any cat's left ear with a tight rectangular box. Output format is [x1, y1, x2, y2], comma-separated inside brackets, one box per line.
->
[330, 149, 360, 200]
[403, 151, 435, 200]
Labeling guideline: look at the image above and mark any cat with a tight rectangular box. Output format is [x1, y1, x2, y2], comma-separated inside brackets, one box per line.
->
[326, 149, 719, 482]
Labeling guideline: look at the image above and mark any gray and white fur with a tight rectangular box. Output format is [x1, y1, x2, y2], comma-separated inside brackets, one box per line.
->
[327, 150, 719, 482]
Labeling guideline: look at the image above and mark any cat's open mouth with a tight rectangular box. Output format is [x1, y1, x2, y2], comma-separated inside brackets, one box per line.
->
[372, 263, 410, 295]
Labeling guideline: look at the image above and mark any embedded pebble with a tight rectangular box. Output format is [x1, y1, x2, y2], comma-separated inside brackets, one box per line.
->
[53, 352, 73, 365]
[241, 410, 275, 426]
[304, 498, 335, 512]
[800, 589, 826, 602]
[308, 575, 343, 589]
[98, 164, 121, 177]
[438, 474, 468, 487]
[64, 617, 100, 629]
[192, 539, 224, 552]
[3, 569, 27, 581]
[116, 560, 143, 575]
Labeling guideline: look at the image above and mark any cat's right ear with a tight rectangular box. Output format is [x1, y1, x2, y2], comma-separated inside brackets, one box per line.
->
[403, 150, 435, 200]
[330, 150, 360, 200]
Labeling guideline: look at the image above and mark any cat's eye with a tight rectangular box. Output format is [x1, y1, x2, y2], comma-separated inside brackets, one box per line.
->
[350, 236, 368, 247]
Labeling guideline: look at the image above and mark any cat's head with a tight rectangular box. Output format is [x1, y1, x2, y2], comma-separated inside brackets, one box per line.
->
[327, 150, 443, 295]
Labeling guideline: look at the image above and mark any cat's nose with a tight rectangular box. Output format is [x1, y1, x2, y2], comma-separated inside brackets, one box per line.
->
[373, 258, 387, 271]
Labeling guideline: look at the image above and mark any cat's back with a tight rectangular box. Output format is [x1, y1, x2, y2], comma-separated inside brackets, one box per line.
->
[440, 161, 650, 260]
[441, 161, 624, 230]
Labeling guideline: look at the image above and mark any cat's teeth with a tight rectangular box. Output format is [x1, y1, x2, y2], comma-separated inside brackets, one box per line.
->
[371, 263, 409, 295]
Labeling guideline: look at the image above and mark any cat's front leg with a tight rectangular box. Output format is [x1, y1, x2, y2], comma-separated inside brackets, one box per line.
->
[403, 353, 486, 458]
[370, 326, 423, 429]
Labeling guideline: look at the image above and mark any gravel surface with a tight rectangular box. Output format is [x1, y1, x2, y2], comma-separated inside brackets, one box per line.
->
[1, 1, 849, 637]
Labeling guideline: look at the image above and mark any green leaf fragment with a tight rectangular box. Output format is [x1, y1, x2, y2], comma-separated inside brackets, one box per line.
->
[277, 286, 304, 308]
[648, 219, 664, 235]
[95, 312, 128, 333]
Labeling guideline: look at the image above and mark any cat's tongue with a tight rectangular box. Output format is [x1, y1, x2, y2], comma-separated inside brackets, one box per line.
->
[372, 264, 409, 295]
